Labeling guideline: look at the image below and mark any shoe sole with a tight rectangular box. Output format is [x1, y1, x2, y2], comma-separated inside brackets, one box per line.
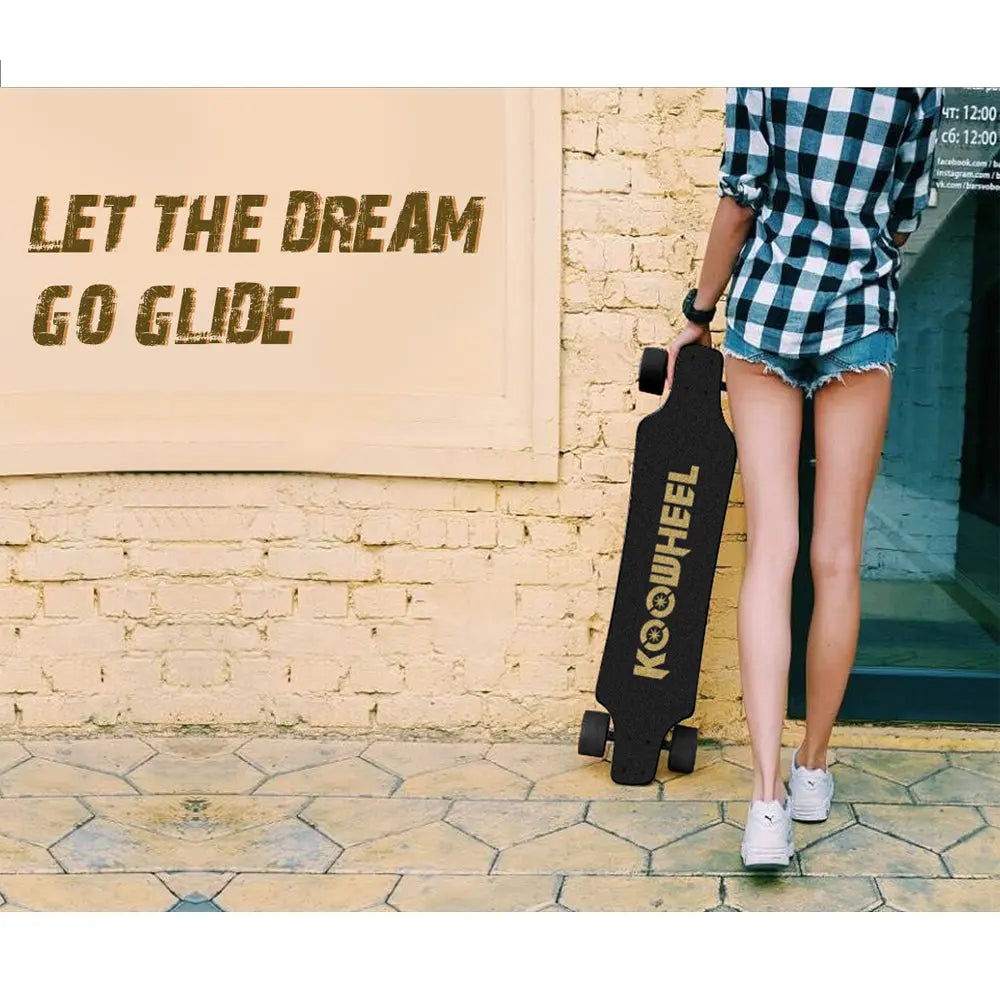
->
[741, 847, 793, 870]
[789, 793, 834, 822]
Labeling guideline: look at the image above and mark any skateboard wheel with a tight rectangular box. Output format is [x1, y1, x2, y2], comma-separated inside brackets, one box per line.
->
[578, 710, 611, 758]
[638, 347, 668, 395]
[667, 724, 698, 774]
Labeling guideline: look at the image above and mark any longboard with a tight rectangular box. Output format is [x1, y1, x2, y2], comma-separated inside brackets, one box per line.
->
[578, 343, 737, 785]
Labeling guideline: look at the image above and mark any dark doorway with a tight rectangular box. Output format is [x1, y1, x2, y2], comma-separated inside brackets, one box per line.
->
[789, 185, 1000, 725]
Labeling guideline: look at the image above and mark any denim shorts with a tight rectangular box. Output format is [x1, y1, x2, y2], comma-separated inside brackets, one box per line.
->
[720, 327, 897, 399]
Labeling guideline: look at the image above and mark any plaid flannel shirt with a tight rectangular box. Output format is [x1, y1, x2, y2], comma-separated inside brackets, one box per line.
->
[718, 87, 943, 356]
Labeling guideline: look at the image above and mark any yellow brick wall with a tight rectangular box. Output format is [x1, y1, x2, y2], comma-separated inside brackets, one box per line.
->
[0, 88, 754, 739]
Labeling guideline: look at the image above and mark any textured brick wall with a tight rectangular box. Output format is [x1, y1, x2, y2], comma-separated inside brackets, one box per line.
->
[0, 88, 749, 739]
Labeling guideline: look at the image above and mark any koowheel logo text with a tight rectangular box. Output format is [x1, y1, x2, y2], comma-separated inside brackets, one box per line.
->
[633, 465, 699, 682]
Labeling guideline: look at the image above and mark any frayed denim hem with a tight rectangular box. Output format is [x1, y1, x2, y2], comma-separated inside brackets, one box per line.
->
[719, 344, 806, 391]
[720, 344, 895, 400]
[804, 361, 895, 399]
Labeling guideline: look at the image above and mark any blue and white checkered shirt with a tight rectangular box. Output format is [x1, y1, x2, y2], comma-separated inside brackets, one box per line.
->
[718, 87, 943, 356]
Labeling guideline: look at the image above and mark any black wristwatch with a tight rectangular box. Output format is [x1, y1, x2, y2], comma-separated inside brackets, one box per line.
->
[682, 288, 716, 325]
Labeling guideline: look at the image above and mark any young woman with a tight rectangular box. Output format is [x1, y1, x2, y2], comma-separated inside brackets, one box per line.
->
[667, 87, 943, 870]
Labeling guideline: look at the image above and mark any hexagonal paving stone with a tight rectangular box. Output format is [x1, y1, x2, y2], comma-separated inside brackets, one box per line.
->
[981, 807, 1000, 827]
[51, 817, 208, 871]
[361, 741, 490, 778]
[128, 753, 263, 794]
[943, 826, 1000, 876]
[158, 871, 235, 902]
[485, 742, 589, 781]
[394, 761, 530, 800]
[0, 742, 30, 773]
[725, 800, 855, 850]
[0, 873, 177, 911]
[389, 874, 558, 911]
[85, 794, 309, 841]
[238, 738, 370, 774]
[878, 877, 1000, 911]
[0, 798, 91, 846]
[721, 744, 813, 773]
[835, 748, 947, 785]
[23, 737, 154, 775]
[649, 822, 795, 877]
[529, 763, 659, 801]
[725, 876, 878, 912]
[948, 753, 1000, 782]
[825, 764, 912, 804]
[0, 758, 137, 797]
[142, 736, 248, 759]
[216, 873, 397, 911]
[911, 767, 1000, 805]
[798, 824, 946, 876]
[586, 801, 720, 850]
[170, 894, 222, 912]
[854, 804, 984, 852]
[254, 758, 398, 797]
[446, 801, 584, 849]
[196, 819, 342, 872]
[53, 815, 340, 872]
[661, 761, 753, 801]
[0, 834, 63, 874]
[333, 822, 495, 875]
[494, 823, 646, 876]
[560, 875, 720, 911]
[302, 798, 450, 847]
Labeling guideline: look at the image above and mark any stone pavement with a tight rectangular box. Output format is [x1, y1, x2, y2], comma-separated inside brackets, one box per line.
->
[0, 734, 997, 912]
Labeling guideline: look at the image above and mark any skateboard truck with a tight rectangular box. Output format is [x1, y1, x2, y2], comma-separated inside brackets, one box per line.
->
[578, 709, 699, 774]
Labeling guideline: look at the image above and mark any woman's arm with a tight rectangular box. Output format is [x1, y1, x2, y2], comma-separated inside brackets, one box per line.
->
[665, 197, 756, 391]
[664, 88, 767, 391]
[697, 85, 769, 309]
[693, 196, 757, 312]
[888, 88, 943, 238]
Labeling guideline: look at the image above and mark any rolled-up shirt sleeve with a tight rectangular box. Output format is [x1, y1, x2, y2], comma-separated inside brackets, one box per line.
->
[718, 87, 771, 214]
[889, 87, 943, 234]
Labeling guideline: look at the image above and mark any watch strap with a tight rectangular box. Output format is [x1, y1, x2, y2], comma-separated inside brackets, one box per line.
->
[682, 288, 716, 324]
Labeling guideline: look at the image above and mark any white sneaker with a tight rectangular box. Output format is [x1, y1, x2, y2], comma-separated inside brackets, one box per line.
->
[740, 796, 794, 870]
[788, 747, 834, 821]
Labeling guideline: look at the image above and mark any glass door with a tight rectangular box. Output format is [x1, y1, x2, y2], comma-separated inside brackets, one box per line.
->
[790, 157, 1000, 724]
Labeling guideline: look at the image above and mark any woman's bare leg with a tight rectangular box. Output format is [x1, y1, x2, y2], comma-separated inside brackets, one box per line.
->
[800, 369, 893, 769]
[723, 355, 804, 803]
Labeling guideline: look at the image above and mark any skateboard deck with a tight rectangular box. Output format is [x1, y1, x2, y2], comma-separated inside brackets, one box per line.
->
[581, 343, 737, 785]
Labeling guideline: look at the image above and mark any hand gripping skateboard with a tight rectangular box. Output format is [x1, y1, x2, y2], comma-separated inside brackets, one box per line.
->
[577, 343, 737, 785]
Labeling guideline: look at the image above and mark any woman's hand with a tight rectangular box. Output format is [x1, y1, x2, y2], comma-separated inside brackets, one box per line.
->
[666, 320, 714, 392]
